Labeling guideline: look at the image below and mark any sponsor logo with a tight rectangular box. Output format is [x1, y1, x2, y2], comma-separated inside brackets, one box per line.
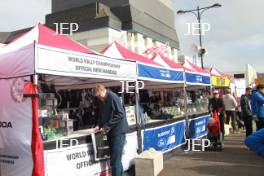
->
[160, 70, 171, 78]
[170, 127, 175, 135]
[0, 121, 12, 128]
[11, 78, 25, 103]
[196, 75, 203, 82]
[167, 136, 176, 145]
[157, 138, 166, 147]
[157, 130, 171, 138]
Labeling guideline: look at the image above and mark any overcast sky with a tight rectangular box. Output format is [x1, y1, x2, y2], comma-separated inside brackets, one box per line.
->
[0, 0, 263, 72]
[173, 0, 264, 72]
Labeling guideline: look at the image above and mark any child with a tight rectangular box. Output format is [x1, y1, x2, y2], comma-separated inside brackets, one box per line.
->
[207, 111, 220, 137]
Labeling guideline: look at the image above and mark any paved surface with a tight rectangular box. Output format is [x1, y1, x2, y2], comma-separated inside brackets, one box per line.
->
[159, 132, 264, 176]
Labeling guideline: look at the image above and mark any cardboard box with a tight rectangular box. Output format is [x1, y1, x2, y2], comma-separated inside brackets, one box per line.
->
[135, 149, 163, 176]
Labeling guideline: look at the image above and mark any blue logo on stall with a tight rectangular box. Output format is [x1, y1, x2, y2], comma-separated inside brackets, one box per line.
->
[158, 138, 166, 147]
[143, 120, 186, 152]
[196, 75, 203, 82]
[189, 115, 210, 139]
[160, 70, 171, 78]
[170, 127, 175, 134]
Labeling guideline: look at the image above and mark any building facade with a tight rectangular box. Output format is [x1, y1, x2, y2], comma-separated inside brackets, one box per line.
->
[46, 0, 179, 61]
[229, 64, 257, 88]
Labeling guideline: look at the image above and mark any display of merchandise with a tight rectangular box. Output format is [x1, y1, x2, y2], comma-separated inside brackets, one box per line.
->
[37, 85, 210, 141]
[39, 92, 65, 141]
[187, 95, 209, 115]
[161, 106, 184, 117]
[39, 88, 98, 141]
[39, 113, 73, 141]
[125, 106, 136, 125]
[91, 132, 110, 161]
[142, 112, 151, 124]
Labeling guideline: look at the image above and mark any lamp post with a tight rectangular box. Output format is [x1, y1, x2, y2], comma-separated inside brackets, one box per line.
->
[177, 3, 221, 69]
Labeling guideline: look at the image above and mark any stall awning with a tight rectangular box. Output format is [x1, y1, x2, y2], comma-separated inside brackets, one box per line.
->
[0, 23, 96, 55]
[210, 67, 231, 87]
[151, 54, 183, 70]
[183, 61, 211, 86]
[0, 24, 137, 82]
[101, 42, 184, 83]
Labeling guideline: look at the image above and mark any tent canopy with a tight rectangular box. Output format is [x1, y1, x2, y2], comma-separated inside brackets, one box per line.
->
[210, 67, 232, 79]
[101, 41, 160, 66]
[0, 23, 96, 55]
[210, 67, 226, 77]
[183, 60, 211, 86]
[101, 42, 184, 84]
[37, 24, 96, 54]
[0, 24, 137, 84]
[151, 54, 183, 70]
[184, 60, 210, 75]
[210, 67, 231, 87]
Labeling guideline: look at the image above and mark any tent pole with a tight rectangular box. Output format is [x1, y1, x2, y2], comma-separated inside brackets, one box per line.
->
[31, 75, 45, 176]
[135, 80, 143, 153]
[183, 82, 189, 138]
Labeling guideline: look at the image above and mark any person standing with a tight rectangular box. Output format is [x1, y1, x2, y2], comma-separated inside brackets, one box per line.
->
[208, 90, 225, 136]
[251, 84, 264, 130]
[223, 89, 238, 133]
[93, 84, 128, 176]
[240, 87, 253, 137]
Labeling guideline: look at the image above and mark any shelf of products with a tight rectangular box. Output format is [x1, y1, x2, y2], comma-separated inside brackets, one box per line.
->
[186, 89, 209, 115]
[125, 106, 137, 126]
[38, 88, 140, 141]
[39, 110, 73, 141]
[37, 84, 102, 139]
[161, 106, 185, 117]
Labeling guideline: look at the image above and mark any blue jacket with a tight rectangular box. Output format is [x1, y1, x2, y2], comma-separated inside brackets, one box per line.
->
[97, 91, 128, 137]
[251, 91, 264, 119]
[245, 128, 264, 158]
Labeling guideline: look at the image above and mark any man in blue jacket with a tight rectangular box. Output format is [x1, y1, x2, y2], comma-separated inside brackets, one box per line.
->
[251, 84, 264, 130]
[245, 128, 264, 158]
[93, 84, 128, 176]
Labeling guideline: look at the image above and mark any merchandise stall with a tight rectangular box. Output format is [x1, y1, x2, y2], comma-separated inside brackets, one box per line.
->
[210, 67, 231, 93]
[102, 43, 187, 153]
[182, 61, 211, 139]
[0, 24, 138, 176]
[152, 55, 211, 140]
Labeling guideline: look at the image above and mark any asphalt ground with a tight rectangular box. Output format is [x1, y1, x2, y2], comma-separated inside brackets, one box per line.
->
[159, 132, 264, 176]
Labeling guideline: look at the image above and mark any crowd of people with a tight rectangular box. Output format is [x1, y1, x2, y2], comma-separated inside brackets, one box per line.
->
[208, 85, 264, 158]
[90, 83, 264, 176]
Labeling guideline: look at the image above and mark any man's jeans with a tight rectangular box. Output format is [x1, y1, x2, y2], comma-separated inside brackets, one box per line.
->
[225, 111, 237, 131]
[108, 133, 126, 176]
[243, 115, 253, 136]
